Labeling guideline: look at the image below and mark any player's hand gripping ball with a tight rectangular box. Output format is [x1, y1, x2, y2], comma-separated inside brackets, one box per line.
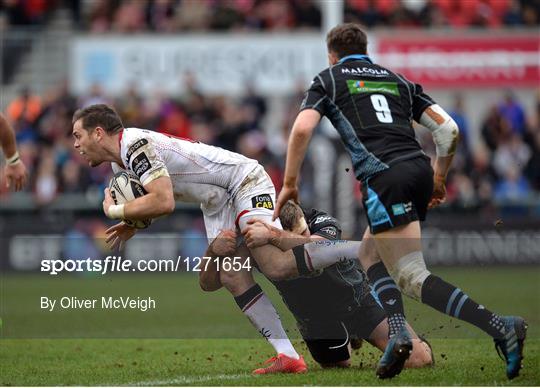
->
[108, 171, 152, 229]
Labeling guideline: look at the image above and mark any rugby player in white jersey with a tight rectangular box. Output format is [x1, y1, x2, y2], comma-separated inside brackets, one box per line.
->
[72, 104, 363, 374]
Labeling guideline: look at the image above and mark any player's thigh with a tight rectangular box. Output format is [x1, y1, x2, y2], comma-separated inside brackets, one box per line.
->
[373, 221, 422, 269]
[202, 204, 236, 243]
[361, 156, 432, 240]
[298, 319, 351, 366]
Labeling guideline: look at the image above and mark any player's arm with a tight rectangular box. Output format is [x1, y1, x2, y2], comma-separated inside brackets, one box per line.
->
[274, 109, 321, 219]
[419, 105, 459, 208]
[420, 105, 459, 179]
[244, 216, 341, 251]
[244, 219, 312, 251]
[0, 113, 27, 191]
[103, 175, 175, 220]
[411, 82, 459, 208]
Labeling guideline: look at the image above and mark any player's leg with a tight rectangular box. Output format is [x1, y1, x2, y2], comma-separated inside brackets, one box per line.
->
[359, 227, 407, 339]
[375, 221, 526, 378]
[368, 157, 526, 379]
[344, 290, 430, 371]
[203, 210, 304, 369]
[219, 244, 301, 361]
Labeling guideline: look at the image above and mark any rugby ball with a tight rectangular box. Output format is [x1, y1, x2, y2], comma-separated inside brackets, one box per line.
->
[108, 171, 152, 229]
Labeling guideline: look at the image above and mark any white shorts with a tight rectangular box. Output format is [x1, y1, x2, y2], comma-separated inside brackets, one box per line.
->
[202, 164, 282, 242]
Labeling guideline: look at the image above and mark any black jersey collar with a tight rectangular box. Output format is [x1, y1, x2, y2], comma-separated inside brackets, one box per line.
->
[338, 54, 373, 65]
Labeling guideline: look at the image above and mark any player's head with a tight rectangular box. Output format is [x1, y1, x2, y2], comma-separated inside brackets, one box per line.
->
[72, 104, 124, 167]
[279, 200, 310, 237]
[326, 23, 368, 66]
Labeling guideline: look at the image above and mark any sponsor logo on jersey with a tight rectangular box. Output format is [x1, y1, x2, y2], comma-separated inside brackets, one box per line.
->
[392, 202, 412, 216]
[251, 194, 274, 210]
[341, 67, 389, 76]
[126, 139, 149, 162]
[319, 226, 337, 237]
[314, 215, 333, 225]
[132, 152, 151, 178]
[347, 80, 400, 96]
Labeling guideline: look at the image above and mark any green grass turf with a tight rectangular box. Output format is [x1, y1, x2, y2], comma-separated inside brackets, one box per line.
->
[1, 266, 539, 385]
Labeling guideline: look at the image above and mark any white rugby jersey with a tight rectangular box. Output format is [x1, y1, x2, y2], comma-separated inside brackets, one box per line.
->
[112, 127, 259, 214]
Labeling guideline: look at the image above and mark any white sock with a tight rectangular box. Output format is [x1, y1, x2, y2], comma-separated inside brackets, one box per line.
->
[235, 284, 299, 359]
[303, 240, 362, 271]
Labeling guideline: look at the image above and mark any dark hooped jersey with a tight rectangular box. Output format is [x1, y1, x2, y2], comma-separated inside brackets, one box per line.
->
[270, 208, 371, 319]
[301, 55, 435, 182]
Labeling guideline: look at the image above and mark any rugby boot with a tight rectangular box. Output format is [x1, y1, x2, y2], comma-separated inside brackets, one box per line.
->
[376, 327, 413, 379]
[252, 353, 308, 375]
[494, 316, 527, 380]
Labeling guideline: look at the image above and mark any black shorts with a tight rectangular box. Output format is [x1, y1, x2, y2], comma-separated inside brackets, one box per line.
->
[362, 156, 434, 234]
[298, 292, 386, 365]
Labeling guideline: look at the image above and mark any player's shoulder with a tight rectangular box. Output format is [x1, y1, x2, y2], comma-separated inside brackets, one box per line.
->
[334, 60, 395, 79]
[303, 208, 341, 239]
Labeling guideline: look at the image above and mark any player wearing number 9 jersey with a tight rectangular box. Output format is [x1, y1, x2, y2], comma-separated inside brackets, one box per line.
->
[275, 23, 526, 380]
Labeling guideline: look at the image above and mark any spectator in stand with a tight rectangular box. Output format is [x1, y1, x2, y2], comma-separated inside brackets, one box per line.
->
[449, 94, 471, 157]
[481, 106, 511, 152]
[494, 165, 532, 202]
[7, 87, 42, 127]
[146, 0, 176, 32]
[113, 0, 146, 32]
[498, 92, 527, 137]
[493, 133, 532, 179]
[79, 83, 110, 108]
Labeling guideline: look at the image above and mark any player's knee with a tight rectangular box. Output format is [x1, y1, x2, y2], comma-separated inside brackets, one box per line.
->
[219, 269, 247, 294]
[199, 277, 221, 292]
[320, 360, 350, 368]
[388, 251, 430, 300]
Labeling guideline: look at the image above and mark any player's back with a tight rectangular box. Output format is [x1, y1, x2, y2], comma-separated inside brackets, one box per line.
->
[118, 127, 259, 211]
[303, 56, 434, 182]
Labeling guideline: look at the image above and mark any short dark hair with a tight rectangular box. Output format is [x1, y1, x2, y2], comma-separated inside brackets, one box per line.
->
[279, 200, 304, 232]
[326, 23, 368, 59]
[72, 104, 123, 134]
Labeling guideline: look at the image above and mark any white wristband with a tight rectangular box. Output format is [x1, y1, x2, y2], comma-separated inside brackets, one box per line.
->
[6, 151, 21, 165]
[108, 204, 125, 219]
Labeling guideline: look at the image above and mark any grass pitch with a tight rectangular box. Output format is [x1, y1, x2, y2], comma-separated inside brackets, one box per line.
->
[1, 266, 539, 386]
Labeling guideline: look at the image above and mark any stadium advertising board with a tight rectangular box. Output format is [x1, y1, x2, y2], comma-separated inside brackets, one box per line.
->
[71, 34, 328, 95]
[376, 34, 539, 88]
[71, 33, 539, 95]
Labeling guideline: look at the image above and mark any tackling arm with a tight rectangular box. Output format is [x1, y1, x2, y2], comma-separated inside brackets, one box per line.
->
[243, 218, 324, 251]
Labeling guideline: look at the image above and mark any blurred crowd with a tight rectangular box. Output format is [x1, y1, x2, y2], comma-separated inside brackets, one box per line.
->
[2, 0, 538, 31]
[83, 0, 540, 32]
[1, 80, 539, 211]
[0, 80, 285, 205]
[345, 0, 539, 28]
